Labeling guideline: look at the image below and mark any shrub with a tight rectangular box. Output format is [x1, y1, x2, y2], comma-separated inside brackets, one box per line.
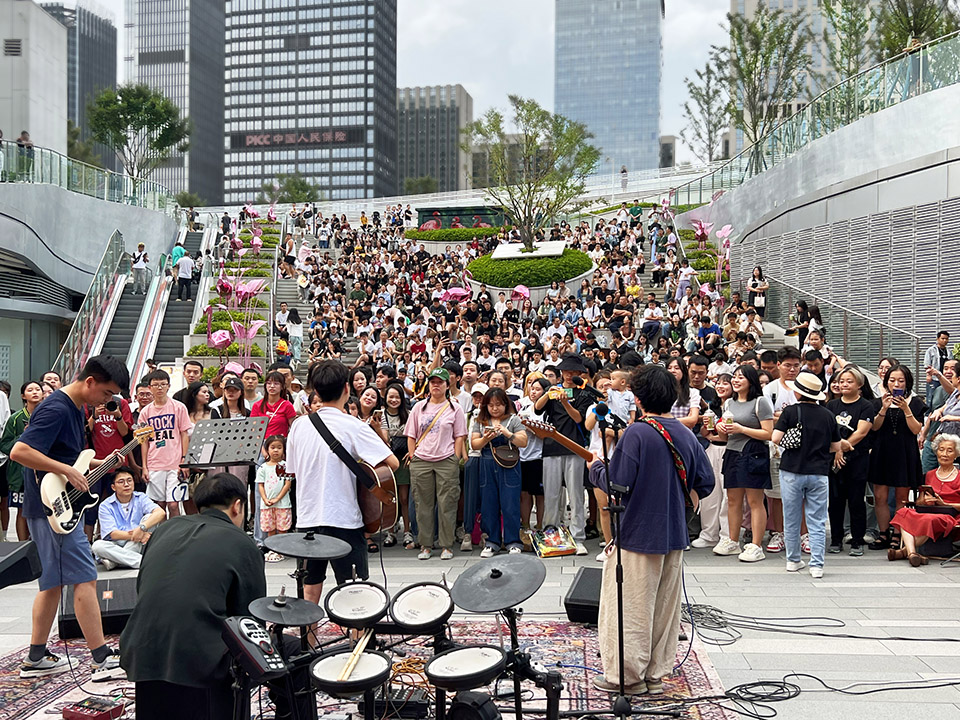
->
[466, 248, 593, 288]
[404, 227, 503, 243]
[238, 268, 271, 277]
[691, 256, 717, 272]
[186, 342, 264, 357]
[202, 366, 220, 382]
[209, 294, 268, 308]
[193, 320, 266, 335]
[697, 271, 728, 286]
[678, 229, 696, 243]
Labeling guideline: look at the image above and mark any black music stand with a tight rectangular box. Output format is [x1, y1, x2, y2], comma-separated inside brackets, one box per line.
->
[181, 417, 269, 470]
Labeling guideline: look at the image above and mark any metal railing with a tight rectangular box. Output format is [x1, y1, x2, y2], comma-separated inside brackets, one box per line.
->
[52, 230, 128, 382]
[672, 30, 960, 207]
[127, 251, 174, 394]
[745, 275, 922, 378]
[0, 138, 176, 215]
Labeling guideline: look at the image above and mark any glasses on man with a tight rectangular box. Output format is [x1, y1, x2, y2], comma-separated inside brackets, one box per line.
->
[150, 382, 169, 389]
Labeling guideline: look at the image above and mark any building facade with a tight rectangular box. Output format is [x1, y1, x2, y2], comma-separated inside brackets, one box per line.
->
[223, 0, 398, 204]
[0, 0, 68, 154]
[42, 2, 118, 170]
[554, 0, 663, 174]
[397, 84, 472, 194]
[131, 0, 225, 204]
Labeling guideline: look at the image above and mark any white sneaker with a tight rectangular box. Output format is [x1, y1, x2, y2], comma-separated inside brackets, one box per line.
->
[785, 560, 806, 572]
[738, 543, 765, 563]
[91, 651, 125, 682]
[596, 550, 607, 562]
[801, 533, 811, 554]
[575, 542, 588, 556]
[418, 548, 432, 560]
[713, 537, 741, 556]
[508, 546, 522, 554]
[480, 546, 496, 558]
[766, 532, 785, 553]
[100, 558, 117, 571]
[440, 548, 454, 560]
[461, 535, 473, 552]
[809, 566, 824, 579]
[690, 537, 713, 549]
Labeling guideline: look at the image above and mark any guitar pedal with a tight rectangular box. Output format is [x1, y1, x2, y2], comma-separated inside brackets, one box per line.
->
[222, 616, 287, 682]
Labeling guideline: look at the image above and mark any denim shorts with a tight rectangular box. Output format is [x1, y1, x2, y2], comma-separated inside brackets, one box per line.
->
[26, 516, 98, 592]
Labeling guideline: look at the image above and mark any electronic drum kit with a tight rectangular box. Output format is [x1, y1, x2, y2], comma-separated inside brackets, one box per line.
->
[228, 531, 565, 720]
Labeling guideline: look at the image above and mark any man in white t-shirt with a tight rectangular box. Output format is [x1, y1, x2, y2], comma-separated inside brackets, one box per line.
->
[286, 361, 398, 606]
[175, 253, 195, 302]
[132, 243, 150, 295]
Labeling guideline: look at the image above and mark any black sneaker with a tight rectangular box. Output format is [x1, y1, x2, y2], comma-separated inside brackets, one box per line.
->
[20, 651, 70, 678]
[849, 545, 864, 557]
[828, 544, 842, 554]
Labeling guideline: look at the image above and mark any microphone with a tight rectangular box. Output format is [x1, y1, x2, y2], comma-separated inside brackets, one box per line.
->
[571, 376, 606, 402]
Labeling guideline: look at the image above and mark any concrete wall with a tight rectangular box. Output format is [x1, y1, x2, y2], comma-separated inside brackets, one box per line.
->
[0, 182, 178, 294]
[0, 0, 68, 154]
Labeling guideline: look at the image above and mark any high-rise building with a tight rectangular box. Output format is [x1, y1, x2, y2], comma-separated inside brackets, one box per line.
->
[223, 0, 398, 204]
[397, 84, 472, 194]
[130, 0, 224, 204]
[555, 0, 663, 174]
[0, 0, 68, 154]
[42, 2, 118, 170]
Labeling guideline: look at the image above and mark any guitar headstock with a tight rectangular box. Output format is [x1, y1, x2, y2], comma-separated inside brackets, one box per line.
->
[519, 417, 557, 439]
[132, 424, 155, 444]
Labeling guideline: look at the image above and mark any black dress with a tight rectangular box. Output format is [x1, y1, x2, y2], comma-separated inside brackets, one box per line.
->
[868, 396, 925, 488]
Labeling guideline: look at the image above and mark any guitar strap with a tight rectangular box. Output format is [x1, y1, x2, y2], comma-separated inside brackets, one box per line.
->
[637, 416, 696, 510]
[308, 413, 375, 491]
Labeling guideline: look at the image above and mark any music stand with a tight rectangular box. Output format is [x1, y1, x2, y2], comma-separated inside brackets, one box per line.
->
[181, 418, 269, 470]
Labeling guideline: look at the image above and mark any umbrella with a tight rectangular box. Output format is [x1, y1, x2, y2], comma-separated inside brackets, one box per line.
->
[440, 287, 471, 302]
[511, 285, 530, 302]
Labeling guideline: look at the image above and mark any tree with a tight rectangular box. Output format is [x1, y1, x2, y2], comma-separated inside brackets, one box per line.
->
[461, 95, 600, 252]
[66, 120, 102, 168]
[821, 0, 874, 86]
[175, 190, 206, 207]
[714, 7, 814, 168]
[87, 83, 190, 182]
[403, 175, 438, 195]
[255, 172, 319, 204]
[680, 55, 729, 163]
[874, 0, 960, 60]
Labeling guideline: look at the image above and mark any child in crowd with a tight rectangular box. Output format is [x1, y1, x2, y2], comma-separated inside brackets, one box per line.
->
[605, 369, 637, 426]
[257, 435, 293, 562]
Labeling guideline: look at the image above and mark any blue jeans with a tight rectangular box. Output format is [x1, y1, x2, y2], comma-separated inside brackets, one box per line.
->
[780, 470, 828, 568]
[463, 456, 481, 535]
[479, 452, 522, 550]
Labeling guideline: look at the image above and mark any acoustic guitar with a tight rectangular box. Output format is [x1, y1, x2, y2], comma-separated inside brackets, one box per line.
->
[519, 417, 595, 464]
[40, 424, 154, 534]
[356, 462, 398, 534]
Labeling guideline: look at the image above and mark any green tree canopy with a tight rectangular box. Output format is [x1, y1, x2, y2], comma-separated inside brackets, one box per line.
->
[461, 95, 600, 252]
[680, 55, 729, 163]
[403, 175, 438, 195]
[175, 190, 206, 207]
[873, 0, 960, 60]
[87, 83, 190, 182]
[821, 0, 875, 87]
[66, 120, 102, 168]
[255, 172, 319, 204]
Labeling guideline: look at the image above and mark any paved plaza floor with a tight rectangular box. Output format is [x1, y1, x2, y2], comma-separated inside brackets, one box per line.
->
[2, 543, 960, 719]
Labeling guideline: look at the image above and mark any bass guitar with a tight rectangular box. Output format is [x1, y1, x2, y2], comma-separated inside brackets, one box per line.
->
[40, 424, 154, 534]
[519, 417, 595, 464]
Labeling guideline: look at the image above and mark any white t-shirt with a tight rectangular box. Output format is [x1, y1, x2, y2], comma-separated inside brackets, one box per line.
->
[763, 379, 798, 414]
[176, 255, 195, 279]
[287, 407, 392, 529]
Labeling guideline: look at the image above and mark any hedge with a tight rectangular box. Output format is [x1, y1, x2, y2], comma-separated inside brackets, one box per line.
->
[466, 248, 593, 288]
[186, 342, 264, 357]
[209, 294, 268, 308]
[404, 227, 503, 243]
[193, 320, 267, 335]
[590, 201, 705, 216]
[698, 271, 728, 286]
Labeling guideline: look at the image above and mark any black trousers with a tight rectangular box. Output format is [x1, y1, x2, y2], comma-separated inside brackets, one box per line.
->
[829, 453, 869, 546]
[177, 277, 192, 300]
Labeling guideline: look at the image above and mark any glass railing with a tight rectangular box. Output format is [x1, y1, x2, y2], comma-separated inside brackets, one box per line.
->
[127, 251, 174, 394]
[0, 138, 176, 215]
[52, 230, 129, 382]
[673, 30, 960, 207]
[745, 275, 922, 379]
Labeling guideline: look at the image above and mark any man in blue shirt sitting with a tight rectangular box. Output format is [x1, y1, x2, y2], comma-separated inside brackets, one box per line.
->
[92, 468, 165, 570]
[697, 315, 723, 351]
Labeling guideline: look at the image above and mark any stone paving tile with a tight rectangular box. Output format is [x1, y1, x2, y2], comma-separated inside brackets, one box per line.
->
[738, 652, 937, 673]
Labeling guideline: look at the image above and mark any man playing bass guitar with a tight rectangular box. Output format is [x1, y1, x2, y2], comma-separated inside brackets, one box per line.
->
[286, 360, 399, 608]
[10, 355, 129, 681]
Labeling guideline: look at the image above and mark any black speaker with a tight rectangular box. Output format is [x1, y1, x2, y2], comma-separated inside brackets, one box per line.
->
[0, 541, 42, 590]
[59, 577, 138, 639]
[564, 566, 602, 624]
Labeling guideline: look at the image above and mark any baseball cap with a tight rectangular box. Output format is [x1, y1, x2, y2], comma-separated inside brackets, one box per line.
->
[471, 383, 489, 396]
[223, 377, 243, 391]
[427, 368, 450, 383]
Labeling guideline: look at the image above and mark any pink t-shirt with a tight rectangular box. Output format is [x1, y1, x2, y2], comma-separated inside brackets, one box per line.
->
[139, 397, 194, 471]
[404, 399, 467, 462]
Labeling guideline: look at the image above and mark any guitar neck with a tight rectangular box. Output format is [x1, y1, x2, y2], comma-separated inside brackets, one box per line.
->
[86, 436, 140, 484]
[520, 419, 594, 464]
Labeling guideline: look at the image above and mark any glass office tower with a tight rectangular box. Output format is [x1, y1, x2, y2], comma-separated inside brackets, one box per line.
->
[223, 0, 398, 203]
[555, 0, 663, 174]
[397, 85, 472, 193]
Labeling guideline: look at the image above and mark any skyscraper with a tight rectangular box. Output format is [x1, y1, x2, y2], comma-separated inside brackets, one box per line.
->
[130, 0, 225, 204]
[223, 0, 398, 204]
[397, 85, 472, 194]
[554, 0, 663, 174]
[42, 2, 118, 170]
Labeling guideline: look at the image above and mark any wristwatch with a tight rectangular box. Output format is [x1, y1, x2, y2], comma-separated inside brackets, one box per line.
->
[138, 523, 148, 532]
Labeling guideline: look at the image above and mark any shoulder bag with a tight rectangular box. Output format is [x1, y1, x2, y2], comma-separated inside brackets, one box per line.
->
[490, 423, 520, 469]
[778, 403, 803, 450]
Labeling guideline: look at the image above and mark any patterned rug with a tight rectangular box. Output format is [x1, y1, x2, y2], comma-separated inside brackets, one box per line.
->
[0, 620, 735, 719]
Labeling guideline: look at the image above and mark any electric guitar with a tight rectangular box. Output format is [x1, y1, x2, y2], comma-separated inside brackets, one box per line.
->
[40, 424, 154, 534]
[519, 417, 595, 464]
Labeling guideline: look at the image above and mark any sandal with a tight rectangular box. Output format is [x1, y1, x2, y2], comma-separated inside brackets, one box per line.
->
[383, 532, 397, 547]
[908, 553, 928, 567]
[869, 528, 892, 550]
[887, 547, 908, 561]
[367, 538, 379, 554]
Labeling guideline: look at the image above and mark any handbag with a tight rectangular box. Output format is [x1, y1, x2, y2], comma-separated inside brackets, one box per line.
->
[778, 404, 803, 450]
[491, 440, 520, 469]
[754, 293, 765, 308]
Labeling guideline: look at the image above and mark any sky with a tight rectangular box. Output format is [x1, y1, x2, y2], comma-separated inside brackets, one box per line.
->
[96, 0, 728, 163]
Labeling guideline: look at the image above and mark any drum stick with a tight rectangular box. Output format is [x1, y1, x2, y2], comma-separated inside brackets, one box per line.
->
[337, 628, 373, 681]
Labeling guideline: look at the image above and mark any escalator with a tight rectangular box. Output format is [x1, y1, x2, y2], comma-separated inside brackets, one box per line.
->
[152, 230, 204, 363]
[100, 284, 146, 361]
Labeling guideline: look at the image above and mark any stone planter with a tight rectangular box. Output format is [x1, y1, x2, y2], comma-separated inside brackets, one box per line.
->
[184, 334, 268, 357]
[466, 262, 597, 307]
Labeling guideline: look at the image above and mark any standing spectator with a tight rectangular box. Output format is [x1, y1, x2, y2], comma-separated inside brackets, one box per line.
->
[132, 243, 150, 295]
[187, 207, 197, 231]
[139, 370, 194, 518]
[16, 131, 34, 181]
[404, 368, 467, 561]
[257, 436, 293, 562]
[286, 308, 304, 370]
[518, 376, 548, 543]
[381, 382, 414, 549]
[924, 331, 951, 409]
[772, 372, 841, 578]
[91, 469, 165, 570]
[0, 381, 44, 541]
[84, 393, 133, 542]
[746, 266, 769, 318]
[175, 251, 194, 301]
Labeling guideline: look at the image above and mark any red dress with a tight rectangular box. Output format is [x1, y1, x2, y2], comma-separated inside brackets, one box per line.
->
[891, 469, 960, 539]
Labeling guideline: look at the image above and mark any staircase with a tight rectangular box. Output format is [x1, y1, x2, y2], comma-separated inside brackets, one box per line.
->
[100, 284, 145, 362]
[152, 231, 204, 363]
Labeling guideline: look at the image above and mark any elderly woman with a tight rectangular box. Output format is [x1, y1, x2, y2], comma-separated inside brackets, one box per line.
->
[888, 433, 960, 566]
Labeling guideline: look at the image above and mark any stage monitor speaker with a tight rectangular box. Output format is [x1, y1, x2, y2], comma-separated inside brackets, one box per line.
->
[59, 577, 138, 639]
[0, 541, 42, 590]
[564, 566, 601, 625]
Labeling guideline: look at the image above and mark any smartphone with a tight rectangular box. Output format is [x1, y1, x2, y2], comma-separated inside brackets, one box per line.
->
[891, 388, 905, 398]
[564, 387, 574, 399]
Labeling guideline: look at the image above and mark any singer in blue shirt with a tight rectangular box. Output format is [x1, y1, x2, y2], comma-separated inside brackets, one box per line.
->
[590, 364, 714, 696]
